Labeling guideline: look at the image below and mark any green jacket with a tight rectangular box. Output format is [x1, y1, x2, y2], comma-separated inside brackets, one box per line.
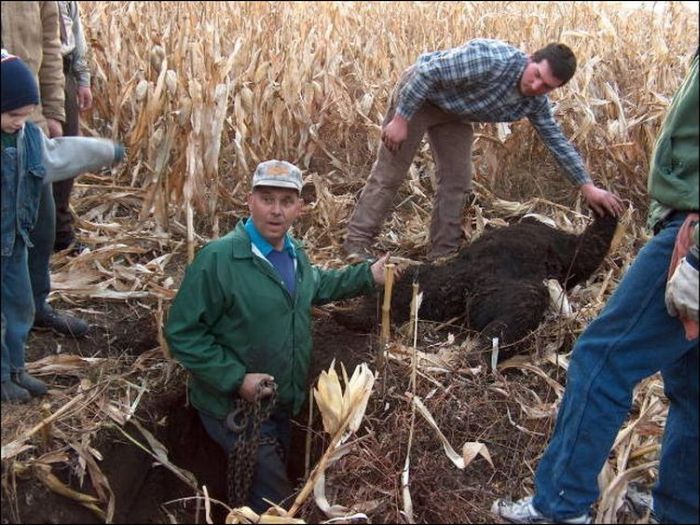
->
[165, 220, 377, 419]
[647, 53, 699, 253]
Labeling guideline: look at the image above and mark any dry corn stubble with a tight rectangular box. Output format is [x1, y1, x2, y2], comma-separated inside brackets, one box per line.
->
[3, 2, 695, 524]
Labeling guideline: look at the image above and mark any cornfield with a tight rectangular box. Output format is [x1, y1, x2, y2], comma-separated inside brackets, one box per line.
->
[80, 1, 697, 246]
[1, 1, 698, 524]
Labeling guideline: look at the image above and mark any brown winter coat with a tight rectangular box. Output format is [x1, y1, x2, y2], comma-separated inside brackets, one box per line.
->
[1, 1, 66, 131]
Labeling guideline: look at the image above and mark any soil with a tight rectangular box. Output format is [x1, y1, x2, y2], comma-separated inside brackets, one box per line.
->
[0, 171, 649, 524]
[0, 266, 655, 524]
[1, 299, 373, 525]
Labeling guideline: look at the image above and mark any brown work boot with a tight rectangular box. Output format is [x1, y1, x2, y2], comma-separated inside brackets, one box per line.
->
[342, 241, 375, 263]
[426, 248, 458, 263]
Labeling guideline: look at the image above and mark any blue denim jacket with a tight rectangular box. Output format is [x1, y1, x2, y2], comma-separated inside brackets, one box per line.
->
[1, 121, 119, 256]
[1, 122, 46, 256]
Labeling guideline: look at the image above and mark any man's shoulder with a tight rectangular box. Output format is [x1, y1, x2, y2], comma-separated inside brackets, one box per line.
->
[199, 228, 249, 258]
[453, 38, 525, 73]
[287, 233, 306, 251]
[463, 38, 519, 56]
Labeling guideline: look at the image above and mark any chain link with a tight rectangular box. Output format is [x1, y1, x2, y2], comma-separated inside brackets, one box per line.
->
[226, 379, 278, 509]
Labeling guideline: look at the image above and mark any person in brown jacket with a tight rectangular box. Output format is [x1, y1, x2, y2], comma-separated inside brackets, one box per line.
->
[53, 0, 93, 253]
[1, 1, 90, 337]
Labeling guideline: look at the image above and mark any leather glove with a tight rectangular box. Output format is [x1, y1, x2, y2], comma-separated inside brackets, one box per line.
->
[665, 251, 699, 322]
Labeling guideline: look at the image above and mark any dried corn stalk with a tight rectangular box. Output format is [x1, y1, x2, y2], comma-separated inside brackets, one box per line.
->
[286, 361, 376, 519]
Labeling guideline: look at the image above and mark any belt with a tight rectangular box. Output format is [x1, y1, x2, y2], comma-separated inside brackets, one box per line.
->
[653, 210, 697, 235]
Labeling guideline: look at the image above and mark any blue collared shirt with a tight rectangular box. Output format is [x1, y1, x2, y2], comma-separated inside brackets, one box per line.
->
[245, 219, 297, 296]
[396, 38, 591, 186]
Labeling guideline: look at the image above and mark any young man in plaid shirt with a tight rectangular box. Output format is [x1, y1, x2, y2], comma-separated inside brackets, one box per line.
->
[344, 39, 623, 261]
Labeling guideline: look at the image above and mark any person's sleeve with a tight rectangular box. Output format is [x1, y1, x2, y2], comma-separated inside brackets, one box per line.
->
[528, 103, 593, 186]
[39, 133, 120, 183]
[39, 1, 66, 123]
[165, 252, 247, 395]
[69, 1, 91, 87]
[396, 46, 495, 120]
[311, 262, 377, 305]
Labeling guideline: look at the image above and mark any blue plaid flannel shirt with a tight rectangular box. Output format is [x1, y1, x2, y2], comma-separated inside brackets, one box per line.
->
[395, 38, 592, 186]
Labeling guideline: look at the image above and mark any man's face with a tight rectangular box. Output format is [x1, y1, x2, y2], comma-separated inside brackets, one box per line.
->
[1, 104, 36, 133]
[519, 58, 563, 97]
[247, 186, 302, 249]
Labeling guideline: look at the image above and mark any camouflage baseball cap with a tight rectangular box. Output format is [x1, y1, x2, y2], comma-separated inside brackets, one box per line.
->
[252, 160, 303, 193]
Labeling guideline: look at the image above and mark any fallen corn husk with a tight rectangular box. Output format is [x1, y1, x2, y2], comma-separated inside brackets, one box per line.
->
[313, 360, 375, 439]
[411, 395, 494, 470]
[249, 362, 376, 521]
[292, 362, 376, 519]
[225, 506, 306, 524]
[545, 279, 573, 319]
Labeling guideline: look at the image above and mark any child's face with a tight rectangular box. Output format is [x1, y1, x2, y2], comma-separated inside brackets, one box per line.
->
[1, 105, 37, 133]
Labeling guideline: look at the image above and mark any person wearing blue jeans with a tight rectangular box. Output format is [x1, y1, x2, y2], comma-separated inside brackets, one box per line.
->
[199, 410, 293, 513]
[1, 51, 124, 403]
[2, 1, 92, 338]
[492, 53, 698, 524]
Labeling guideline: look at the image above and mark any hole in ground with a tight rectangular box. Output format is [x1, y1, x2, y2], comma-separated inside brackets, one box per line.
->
[2, 314, 374, 524]
[2, 391, 314, 524]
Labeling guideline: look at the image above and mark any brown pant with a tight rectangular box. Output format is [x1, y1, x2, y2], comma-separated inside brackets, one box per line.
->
[52, 62, 80, 249]
[345, 67, 474, 258]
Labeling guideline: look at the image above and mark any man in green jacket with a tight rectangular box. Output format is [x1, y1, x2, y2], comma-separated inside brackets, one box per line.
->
[166, 160, 392, 514]
[492, 52, 698, 524]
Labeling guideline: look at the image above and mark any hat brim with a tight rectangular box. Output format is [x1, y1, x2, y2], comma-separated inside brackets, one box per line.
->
[253, 180, 302, 192]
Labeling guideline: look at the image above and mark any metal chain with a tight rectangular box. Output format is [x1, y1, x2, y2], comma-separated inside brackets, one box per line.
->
[226, 379, 278, 509]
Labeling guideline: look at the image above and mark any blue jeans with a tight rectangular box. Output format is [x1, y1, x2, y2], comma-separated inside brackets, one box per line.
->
[199, 409, 294, 513]
[533, 213, 698, 523]
[28, 182, 55, 315]
[1, 237, 35, 382]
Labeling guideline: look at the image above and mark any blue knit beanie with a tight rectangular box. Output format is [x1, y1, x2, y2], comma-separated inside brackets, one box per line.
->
[1, 49, 40, 113]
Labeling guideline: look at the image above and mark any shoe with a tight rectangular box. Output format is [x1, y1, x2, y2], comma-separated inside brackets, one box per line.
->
[426, 249, 457, 262]
[34, 306, 89, 337]
[11, 371, 48, 397]
[54, 236, 75, 252]
[55, 239, 89, 255]
[491, 496, 591, 524]
[343, 241, 375, 263]
[624, 482, 655, 521]
[1, 380, 31, 403]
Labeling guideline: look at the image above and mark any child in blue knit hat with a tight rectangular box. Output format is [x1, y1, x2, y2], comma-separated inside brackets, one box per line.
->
[1, 50, 125, 403]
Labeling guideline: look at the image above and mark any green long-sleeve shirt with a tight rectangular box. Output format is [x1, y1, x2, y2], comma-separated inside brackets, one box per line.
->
[647, 53, 699, 254]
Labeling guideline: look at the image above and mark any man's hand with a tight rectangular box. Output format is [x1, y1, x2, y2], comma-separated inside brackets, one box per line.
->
[665, 254, 699, 322]
[77, 86, 93, 111]
[238, 373, 276, 402]
[370, 253, 404, 285]
[381, 114, 409, 153]
[46, 118, 63, 138]
[580, 183, 623, 217]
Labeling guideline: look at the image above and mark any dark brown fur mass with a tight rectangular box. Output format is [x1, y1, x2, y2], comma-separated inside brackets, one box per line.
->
[333, 214, 618, 361]
[390, 214, 618, 352]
